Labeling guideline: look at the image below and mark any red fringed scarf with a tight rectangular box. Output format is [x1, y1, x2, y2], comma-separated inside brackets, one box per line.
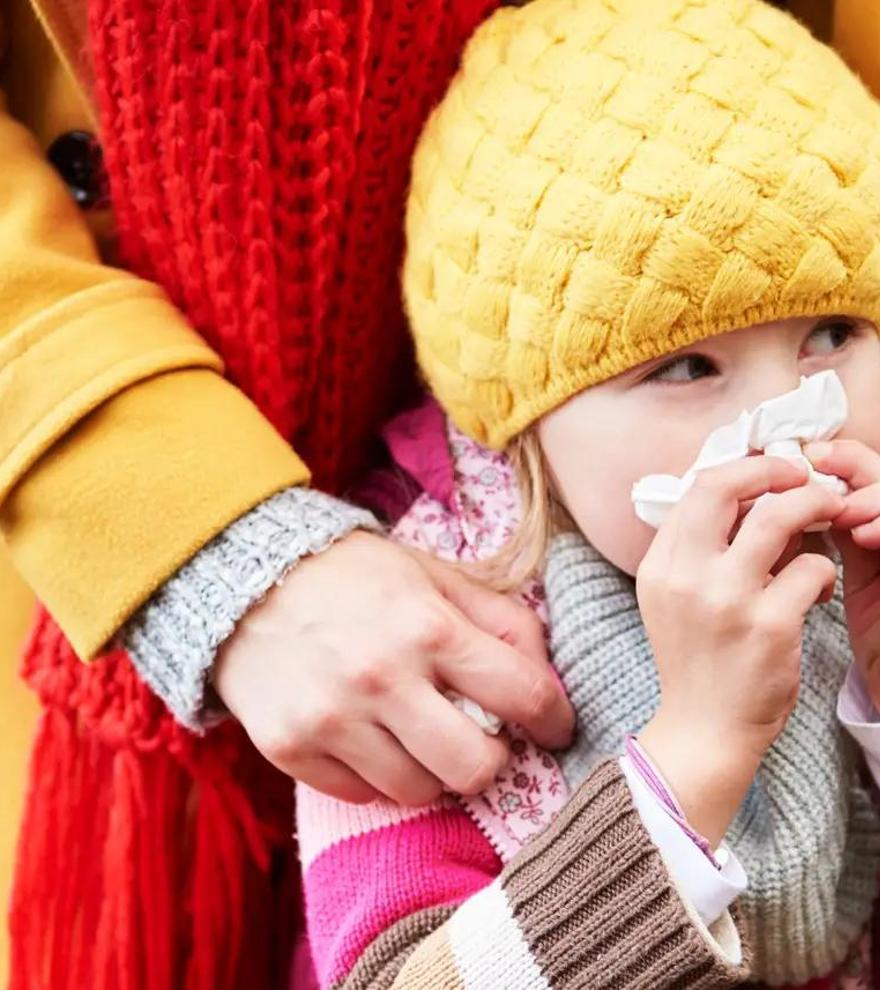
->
[8, 2, 497, 987]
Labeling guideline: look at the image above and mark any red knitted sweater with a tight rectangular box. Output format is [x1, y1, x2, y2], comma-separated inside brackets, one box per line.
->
[9, 3, 498, 989]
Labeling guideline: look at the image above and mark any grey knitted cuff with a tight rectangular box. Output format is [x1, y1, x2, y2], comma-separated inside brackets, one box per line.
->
[121, 487, 380, 731]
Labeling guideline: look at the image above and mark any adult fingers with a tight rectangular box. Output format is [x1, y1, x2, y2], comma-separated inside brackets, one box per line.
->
[427, 558, 549, 668]
[331, 723, 445, 806]
[727, 484, 844, 581]
[290, 755, 381, 804]
[762, 552, 838, 617]
[384, 685, 511, 795]
[662, 456, 811, 558]
[805, 439, 880, 491]
[437, 617, 575, 749]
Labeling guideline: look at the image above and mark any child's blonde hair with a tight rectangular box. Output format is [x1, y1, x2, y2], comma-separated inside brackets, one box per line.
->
[471, 431, 574, 591]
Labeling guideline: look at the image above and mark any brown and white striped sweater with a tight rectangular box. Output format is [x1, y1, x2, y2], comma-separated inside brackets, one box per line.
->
[299, 759, 750, 990]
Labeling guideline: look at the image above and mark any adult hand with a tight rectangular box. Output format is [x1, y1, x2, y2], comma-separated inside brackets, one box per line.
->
[213, 531, 575, 805]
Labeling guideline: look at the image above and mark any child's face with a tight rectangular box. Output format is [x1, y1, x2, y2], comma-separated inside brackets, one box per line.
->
[538, 316, 880, 577]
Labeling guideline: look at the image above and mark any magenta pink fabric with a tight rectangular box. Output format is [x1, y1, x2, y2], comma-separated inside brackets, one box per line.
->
[304, 808, 500, 986]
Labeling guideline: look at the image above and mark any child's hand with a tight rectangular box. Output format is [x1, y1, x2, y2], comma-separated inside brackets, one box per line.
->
[214, 531, 575, 806]
[637, 456, 843, 846]
[804, 440, 880, 702]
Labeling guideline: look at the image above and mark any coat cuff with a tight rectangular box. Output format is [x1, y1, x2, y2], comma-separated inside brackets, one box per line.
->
[121, 487, 380, 729]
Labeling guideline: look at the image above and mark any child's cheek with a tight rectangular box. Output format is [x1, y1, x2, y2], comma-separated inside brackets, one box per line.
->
[837, 411, 880, 456]
[570, 495, 656, 578]
[836, 339, 880, 453]
[617, 525, 658, 578]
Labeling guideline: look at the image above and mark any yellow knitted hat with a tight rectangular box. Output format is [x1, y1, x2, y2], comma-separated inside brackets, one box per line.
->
[403, 0, 880, 448]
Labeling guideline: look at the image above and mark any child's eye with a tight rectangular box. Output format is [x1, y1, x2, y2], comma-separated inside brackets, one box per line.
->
[803, 318, 858, 356]
[644, 354, 718, 384]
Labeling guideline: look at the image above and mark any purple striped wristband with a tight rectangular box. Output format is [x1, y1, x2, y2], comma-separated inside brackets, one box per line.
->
[624, 734, 720, 869]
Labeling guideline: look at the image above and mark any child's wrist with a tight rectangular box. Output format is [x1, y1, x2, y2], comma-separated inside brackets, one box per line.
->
[638, 712, 762, 848]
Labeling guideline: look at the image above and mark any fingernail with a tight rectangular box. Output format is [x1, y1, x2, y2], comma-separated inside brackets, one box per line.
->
[804, 441, 831, 461]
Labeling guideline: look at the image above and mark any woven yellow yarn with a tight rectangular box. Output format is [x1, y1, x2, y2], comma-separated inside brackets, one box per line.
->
[403, 0, 880, 448]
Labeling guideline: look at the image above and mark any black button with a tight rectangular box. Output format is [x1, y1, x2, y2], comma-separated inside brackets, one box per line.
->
[47, 130, 108, 209]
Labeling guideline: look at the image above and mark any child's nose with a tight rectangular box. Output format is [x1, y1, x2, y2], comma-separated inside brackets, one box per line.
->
[740, 367, 805, 411]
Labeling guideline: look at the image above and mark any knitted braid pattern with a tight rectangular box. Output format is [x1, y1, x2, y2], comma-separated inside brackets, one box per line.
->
[87, 0, 498, 491]
[404, 0, 880, 449]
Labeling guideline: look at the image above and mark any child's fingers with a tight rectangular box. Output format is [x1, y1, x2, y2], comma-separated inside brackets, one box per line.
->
[852, 517, 880, 550]
[808, 438, 880, 546]
[830, 482, 880, 531]
[831, 529, 880, 595]
[332, 721, 447, 806]
[384, 686, 510, 796]
[291, 755, 381, 804]
[805, 439, 880, 491]
[727, 484, 844, 581]
[762, 551, 838, 617]
[663, 455, 810, 557]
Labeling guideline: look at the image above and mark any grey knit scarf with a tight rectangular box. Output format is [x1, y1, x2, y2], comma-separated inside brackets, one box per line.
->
[545, 532, 880, 986]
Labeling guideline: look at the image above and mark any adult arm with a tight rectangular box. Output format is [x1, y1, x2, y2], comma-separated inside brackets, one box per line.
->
[0, 85, 307, 659]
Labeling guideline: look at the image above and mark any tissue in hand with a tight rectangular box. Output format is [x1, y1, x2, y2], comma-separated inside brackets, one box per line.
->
[631, 369, 849, 530]
[445, 691, 503, 735]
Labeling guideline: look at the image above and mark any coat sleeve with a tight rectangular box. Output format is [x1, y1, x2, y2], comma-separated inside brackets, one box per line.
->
[299, 760, 750, 990]
[0, 82, 308, 660]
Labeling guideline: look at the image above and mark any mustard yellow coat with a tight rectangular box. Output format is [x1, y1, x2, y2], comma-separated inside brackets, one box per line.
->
[0, 0, 309, 668]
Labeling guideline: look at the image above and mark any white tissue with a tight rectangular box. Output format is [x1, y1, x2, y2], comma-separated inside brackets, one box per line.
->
[445, 691, 503, 735]
[631, 369, 849, 531]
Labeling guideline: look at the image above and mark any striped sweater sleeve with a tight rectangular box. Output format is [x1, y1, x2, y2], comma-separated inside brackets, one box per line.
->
[298, 760, 750, 990]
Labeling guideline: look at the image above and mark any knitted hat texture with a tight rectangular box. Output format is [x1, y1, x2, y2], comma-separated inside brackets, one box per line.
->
[404, 0, 880, 448]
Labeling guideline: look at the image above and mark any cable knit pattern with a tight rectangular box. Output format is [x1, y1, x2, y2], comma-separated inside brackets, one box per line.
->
[545, 532, 880, 986]
[87, 0, 499, 494]
[122, 488, 378, 729]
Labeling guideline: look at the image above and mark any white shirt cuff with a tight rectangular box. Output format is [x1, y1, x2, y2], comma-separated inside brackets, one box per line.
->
[838, 663, 880, 788]
[619, 755, 747, 932]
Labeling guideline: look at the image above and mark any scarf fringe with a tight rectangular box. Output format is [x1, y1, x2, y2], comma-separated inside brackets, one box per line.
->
[9, 610, 295, 990]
